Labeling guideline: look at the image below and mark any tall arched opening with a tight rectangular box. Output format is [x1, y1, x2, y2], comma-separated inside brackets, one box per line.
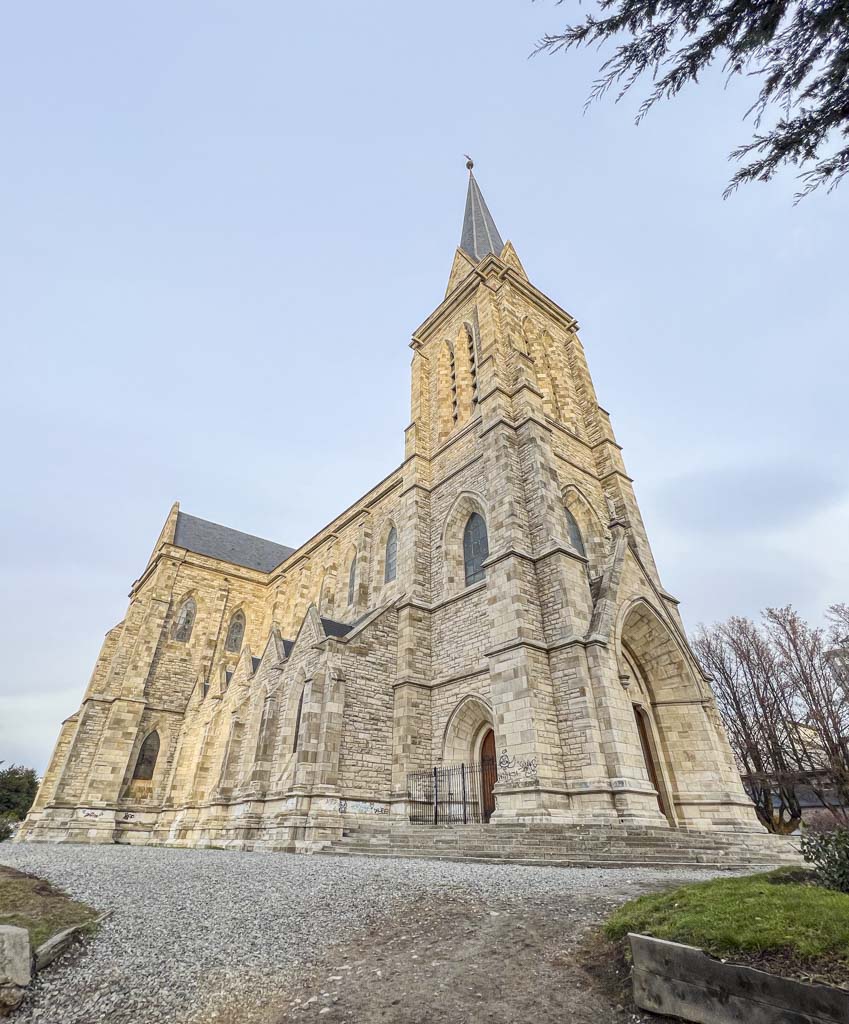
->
[427, 695, 498, 824]
[618, 600, 705, 826]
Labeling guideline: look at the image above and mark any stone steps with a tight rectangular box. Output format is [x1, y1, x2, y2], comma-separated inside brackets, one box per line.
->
[319, 821, 799, 870]
[324, 849, 764, 870]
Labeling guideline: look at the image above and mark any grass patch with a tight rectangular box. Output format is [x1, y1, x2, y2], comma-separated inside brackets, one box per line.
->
[0, 865, 99, 948]
[605, 868, 849, 964]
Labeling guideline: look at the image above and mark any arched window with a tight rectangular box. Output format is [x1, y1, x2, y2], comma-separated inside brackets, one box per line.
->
[292, 689, 305, 753]
[463, 512, 489, 586]
[132, 731, 160, 781]
[347, 556, 357, 606]
[224, 610, 245, 653]
[172, 598, 196, 642]
[564, 507, 586, 557]
[384, 527, 398, 583]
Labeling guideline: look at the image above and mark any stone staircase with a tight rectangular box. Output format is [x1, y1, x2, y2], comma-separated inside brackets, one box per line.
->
[318, 820, 800, 870]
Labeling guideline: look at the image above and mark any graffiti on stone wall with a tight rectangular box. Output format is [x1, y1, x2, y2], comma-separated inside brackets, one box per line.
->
[338, 799, 389, 815]
[497, 750, 539, 785]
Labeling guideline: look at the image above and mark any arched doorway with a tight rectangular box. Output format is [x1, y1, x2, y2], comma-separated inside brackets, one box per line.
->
[623, 647, 675, 824]
[428, 695, 498, 824]
[479, 728, 497, 823]
[619, 598, 759, 830]
[632, 703, 669, 819]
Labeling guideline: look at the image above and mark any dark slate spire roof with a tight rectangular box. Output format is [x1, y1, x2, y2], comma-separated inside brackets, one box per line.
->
[459, 169, 504, 263]
[173, 512, 294, 573]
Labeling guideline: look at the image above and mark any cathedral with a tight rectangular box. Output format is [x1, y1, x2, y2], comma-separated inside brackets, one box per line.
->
[21, 168, 768, 852]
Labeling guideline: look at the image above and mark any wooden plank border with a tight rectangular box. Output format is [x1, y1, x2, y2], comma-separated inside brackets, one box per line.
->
[628, 933, 849, 1024]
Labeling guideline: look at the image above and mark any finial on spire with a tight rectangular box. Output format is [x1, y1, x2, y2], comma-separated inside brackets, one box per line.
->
[464, 154, 474, 171]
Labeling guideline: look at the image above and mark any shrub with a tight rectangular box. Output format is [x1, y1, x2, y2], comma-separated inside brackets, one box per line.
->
[801, 826, 849, 893]
[0, 815, 15, 843]
[0, 763, 38, 820]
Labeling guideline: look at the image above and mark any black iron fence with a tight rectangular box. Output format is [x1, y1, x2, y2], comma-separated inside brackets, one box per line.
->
[407, 758, 498, 824]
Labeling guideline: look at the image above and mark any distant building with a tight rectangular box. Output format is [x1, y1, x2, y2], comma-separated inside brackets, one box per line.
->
[743, 769, 848, 829]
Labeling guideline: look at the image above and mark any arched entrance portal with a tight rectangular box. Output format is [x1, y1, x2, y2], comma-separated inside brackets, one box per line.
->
[408, 695, 498, 825]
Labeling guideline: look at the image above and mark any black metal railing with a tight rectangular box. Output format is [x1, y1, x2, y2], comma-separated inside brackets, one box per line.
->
[407, 758, 498, 824]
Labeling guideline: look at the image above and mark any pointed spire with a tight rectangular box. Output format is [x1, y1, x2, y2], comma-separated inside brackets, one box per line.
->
[459, 158, 504, 263]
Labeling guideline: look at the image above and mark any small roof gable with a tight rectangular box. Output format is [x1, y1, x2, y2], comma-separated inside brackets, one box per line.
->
[320, 617, 354, 639]
[173, 511, 294, 573]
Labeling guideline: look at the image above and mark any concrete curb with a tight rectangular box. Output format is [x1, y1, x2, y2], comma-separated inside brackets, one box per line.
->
[629, 932, 849, 1024]
[0, 911, 109, 1016]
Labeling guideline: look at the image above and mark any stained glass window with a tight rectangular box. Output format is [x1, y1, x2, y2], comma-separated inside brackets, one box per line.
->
[565, 508, 586, 557]
[132, 731, 160, 781]
[384, 527, 398, 583]
[463, 512, 489, 585]
[173, 598, 196, 642]
[225, 610, 245, 653]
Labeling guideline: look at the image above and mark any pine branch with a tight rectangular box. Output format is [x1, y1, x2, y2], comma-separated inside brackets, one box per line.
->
[534, 0, 849, 198]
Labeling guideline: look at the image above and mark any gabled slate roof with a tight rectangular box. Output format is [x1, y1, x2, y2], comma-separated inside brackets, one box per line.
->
[459, 171, 504, 263]
[173, 512, 294, 573]
[320, 617, 353, 639]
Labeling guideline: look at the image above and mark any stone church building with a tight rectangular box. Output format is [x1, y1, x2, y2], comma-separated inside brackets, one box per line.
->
[21, 169, 766, 851]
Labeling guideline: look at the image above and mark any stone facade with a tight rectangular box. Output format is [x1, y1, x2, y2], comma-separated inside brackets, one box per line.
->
[20, 172, 765, 851]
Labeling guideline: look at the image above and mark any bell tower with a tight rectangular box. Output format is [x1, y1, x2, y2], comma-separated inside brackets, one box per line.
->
[399, 163, 760, 830]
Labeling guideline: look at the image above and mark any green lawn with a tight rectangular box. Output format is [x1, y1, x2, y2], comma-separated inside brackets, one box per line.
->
[0, 865, 99, 948]
[605, 869, 849, 963]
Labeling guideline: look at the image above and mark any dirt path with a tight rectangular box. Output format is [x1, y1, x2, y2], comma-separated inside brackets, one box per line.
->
[264, 883, 655, 1024]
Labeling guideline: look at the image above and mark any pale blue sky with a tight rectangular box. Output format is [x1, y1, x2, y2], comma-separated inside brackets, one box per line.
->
[1, 2, 847, 773]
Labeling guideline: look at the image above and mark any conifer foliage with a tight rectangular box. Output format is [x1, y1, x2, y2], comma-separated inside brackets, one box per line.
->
[535, 1, 849, 199]
[0, 762, 39, 821]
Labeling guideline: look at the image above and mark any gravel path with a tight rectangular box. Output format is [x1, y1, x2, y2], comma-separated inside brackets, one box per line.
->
[0, 844, 729, 1024]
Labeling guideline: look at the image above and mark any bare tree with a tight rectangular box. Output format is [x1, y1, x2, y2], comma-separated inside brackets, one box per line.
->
[694, 604, 849, 832]
[765, 606, 849, 823]
[694, 617, 801, 833]
[827, 603, 849, 641]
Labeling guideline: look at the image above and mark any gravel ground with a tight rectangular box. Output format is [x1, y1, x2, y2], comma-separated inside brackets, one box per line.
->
[0, 844, 731, 1024]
